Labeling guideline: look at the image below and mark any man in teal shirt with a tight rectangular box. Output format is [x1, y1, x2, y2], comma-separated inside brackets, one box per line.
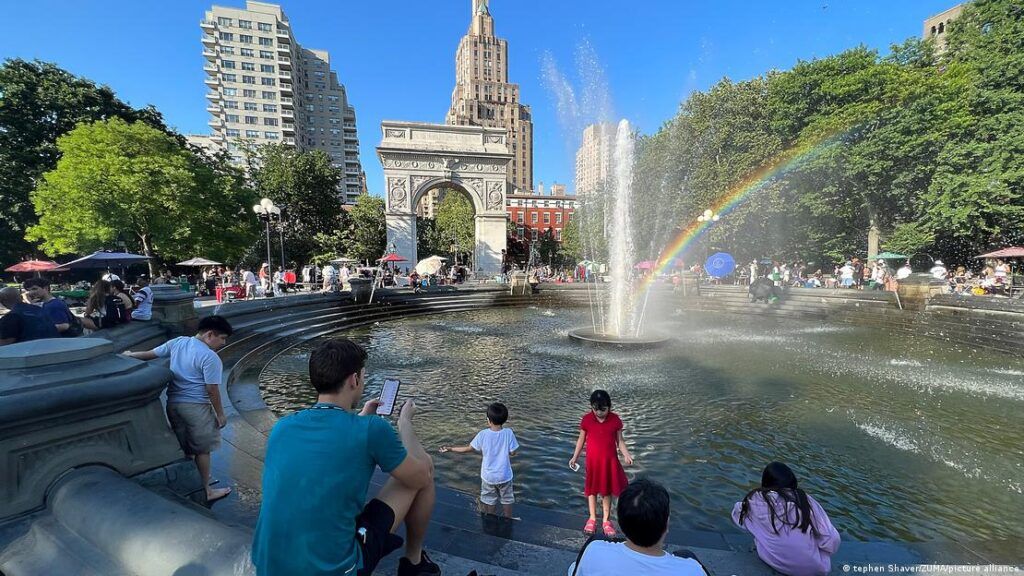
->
[252, 338, 439, 575]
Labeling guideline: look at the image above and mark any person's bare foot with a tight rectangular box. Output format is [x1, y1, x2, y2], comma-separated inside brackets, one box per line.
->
[206, 486, 232, 503]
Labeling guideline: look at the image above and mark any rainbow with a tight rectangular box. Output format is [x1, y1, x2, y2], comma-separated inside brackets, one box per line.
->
[641, 124, 856, 287]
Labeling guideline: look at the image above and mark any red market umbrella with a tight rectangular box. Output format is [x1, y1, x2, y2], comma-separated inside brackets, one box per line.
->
[5, 260, 59, 273]
[379, 254, 408, 263]
[975, 247, 1024, 259]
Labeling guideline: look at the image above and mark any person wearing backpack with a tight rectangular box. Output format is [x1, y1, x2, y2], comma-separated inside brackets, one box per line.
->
[0, 287, 59, 345]
[22, 277, 83, 337]
[82, 280, 132, 331]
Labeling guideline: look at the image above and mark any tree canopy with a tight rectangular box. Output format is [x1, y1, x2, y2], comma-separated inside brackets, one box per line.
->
[26, 118, 257, 275]
[0, 58, 173, 264]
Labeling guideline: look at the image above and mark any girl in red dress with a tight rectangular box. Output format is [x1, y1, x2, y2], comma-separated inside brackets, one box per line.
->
[569, 389, 634, 537]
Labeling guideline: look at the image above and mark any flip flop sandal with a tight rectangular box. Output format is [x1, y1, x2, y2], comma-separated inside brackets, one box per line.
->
[583, 518, 597, 534]
[602, 521, 617, 537]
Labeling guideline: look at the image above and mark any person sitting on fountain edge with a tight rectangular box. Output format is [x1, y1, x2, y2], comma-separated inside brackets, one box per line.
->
[251, 338, 440, 576]
[569, 478, 708, 576]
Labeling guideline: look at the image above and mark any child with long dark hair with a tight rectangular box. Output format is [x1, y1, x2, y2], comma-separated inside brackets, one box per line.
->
[569, 389, 633, 537]
[732, 462, 840, 576]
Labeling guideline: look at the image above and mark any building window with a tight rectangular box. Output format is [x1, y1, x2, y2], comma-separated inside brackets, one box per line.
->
[938, 22, 945, 34]
[245, 116, 258, 124]
[264, 118, 278, 126]
[531, 213, 538, 224]
[260, 50, 274, 59]
[240, 62, 254, 71]
[226, 114, 239, 123]
[226, 128, 240, 137]
[223, 87, 237, 96]
[221, 60, 235, 69]
[556, 213, 562, 224]
[218, 46, 235, 55]
[218, 32, 234, 41]
[517, 213, 524, 224]
[543, 213, 551, 225]
[260, 64, 274, 73]
[244, 102, 257, 111]
[240, 48, 254, 57]
[223, 100, 238, 109]
[239, 34, 253, 44]
[238, 19, 252, 29]
[263, 104, 277, 112]
[531, 229, 538, 241]
[258, 22, 272, 32]
[262, 91, 276, 99]
[217, 16, 232, 26]
[221, 73, 236, 82]
[243, 89, 256, 97]
[259, 37, 274, 46]
[265, 131, 278, 139]
[261, 77, 276, 86]
[246, 130, 260, 138]
[555, 229, 562, 241]
[517, 226, 524, 238]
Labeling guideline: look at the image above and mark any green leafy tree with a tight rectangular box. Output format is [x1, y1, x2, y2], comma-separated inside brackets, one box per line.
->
[0, 58, 173, 264]
[536, 228, 560, 267]
[434, 191, 475, 266]
[558, 216, 581, 264]
[249, 144, 347, 263]
[417, 216, 447, 259]
[348, 192, 387, 262]
[884, 222, 935, 256]
[27, 118, 253, 276]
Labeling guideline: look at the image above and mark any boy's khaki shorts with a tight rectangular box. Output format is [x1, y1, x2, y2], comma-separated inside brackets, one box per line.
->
[480, 479, 515, 505]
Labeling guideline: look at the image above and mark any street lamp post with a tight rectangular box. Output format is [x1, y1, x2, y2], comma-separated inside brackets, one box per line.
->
[252, 198, 282, 294]
[696, 208, 721, 271]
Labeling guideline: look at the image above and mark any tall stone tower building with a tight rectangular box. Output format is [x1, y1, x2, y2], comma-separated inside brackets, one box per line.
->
[446, 0, 533, 195]
[202, 1, 363, 202]
[575, 123, 616, 197]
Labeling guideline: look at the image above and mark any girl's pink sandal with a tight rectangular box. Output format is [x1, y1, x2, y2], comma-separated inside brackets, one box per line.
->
[602, 521, 616, 537]
[583, 518, 597, 534]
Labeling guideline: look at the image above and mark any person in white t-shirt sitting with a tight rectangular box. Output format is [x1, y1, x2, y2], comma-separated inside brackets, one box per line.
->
[439, 402, 520, 518]
[569, 478, 708, 576]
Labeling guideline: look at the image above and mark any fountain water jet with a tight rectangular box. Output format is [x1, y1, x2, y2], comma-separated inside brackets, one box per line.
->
[569, 119, 668, 347]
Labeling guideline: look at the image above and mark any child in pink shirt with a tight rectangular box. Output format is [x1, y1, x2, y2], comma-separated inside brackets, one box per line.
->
[731, 462, 840, 576]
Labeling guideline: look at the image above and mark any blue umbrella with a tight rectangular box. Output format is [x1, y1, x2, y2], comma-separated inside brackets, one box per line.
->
[705, 252, 736, 278]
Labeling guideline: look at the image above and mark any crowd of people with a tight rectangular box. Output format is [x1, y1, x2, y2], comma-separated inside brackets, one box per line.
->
[115, 318, 842, 576]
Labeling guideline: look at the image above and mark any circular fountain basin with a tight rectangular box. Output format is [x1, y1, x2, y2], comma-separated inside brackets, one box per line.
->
[568, 326, 670, 347]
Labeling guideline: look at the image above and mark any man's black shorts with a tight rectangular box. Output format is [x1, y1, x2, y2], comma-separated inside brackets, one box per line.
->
[356, 498, 404, 576]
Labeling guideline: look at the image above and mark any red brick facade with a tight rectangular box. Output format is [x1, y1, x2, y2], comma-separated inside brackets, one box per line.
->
[506, 194, 577, 243]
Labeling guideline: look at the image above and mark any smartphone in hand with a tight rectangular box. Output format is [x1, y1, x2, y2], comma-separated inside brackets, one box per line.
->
[376, 378, 401, 416]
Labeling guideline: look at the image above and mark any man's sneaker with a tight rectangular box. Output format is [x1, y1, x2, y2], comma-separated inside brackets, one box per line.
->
[397, 550, 441, 576]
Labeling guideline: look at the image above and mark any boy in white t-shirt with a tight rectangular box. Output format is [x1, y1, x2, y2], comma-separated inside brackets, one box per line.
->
[439, 402, 520, 517]
[569, 478, 708, 576]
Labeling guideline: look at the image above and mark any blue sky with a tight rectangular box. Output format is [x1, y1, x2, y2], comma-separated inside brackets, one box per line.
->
[1, 1, 954, 195]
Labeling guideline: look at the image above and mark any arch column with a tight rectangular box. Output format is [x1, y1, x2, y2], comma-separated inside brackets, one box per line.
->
[386, 212, 417, 267]
[475, 214, 506, 275]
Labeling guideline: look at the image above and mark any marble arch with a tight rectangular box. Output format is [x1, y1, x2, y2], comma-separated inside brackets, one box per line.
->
[377, 121, 512, 274]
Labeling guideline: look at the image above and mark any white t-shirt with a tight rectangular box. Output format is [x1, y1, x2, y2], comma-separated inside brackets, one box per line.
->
[131, 286, 153, 320]
[244, 271, 258, 286]
[470, 427, 519, 484]
[570, 541, 707, 576]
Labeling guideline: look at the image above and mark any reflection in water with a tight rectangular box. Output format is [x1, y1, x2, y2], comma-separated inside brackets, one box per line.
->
[259, 308, 1024, 542]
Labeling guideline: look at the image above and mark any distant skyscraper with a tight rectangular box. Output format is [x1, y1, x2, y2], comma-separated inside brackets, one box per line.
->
[446, 0, 534, 195]
[923, 4, 964, 54]
[575, 123, 616, 197]
[201, 1, 363, 202]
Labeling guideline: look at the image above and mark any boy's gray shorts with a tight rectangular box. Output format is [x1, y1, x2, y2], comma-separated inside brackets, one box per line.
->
[480, 479, 515, 505]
